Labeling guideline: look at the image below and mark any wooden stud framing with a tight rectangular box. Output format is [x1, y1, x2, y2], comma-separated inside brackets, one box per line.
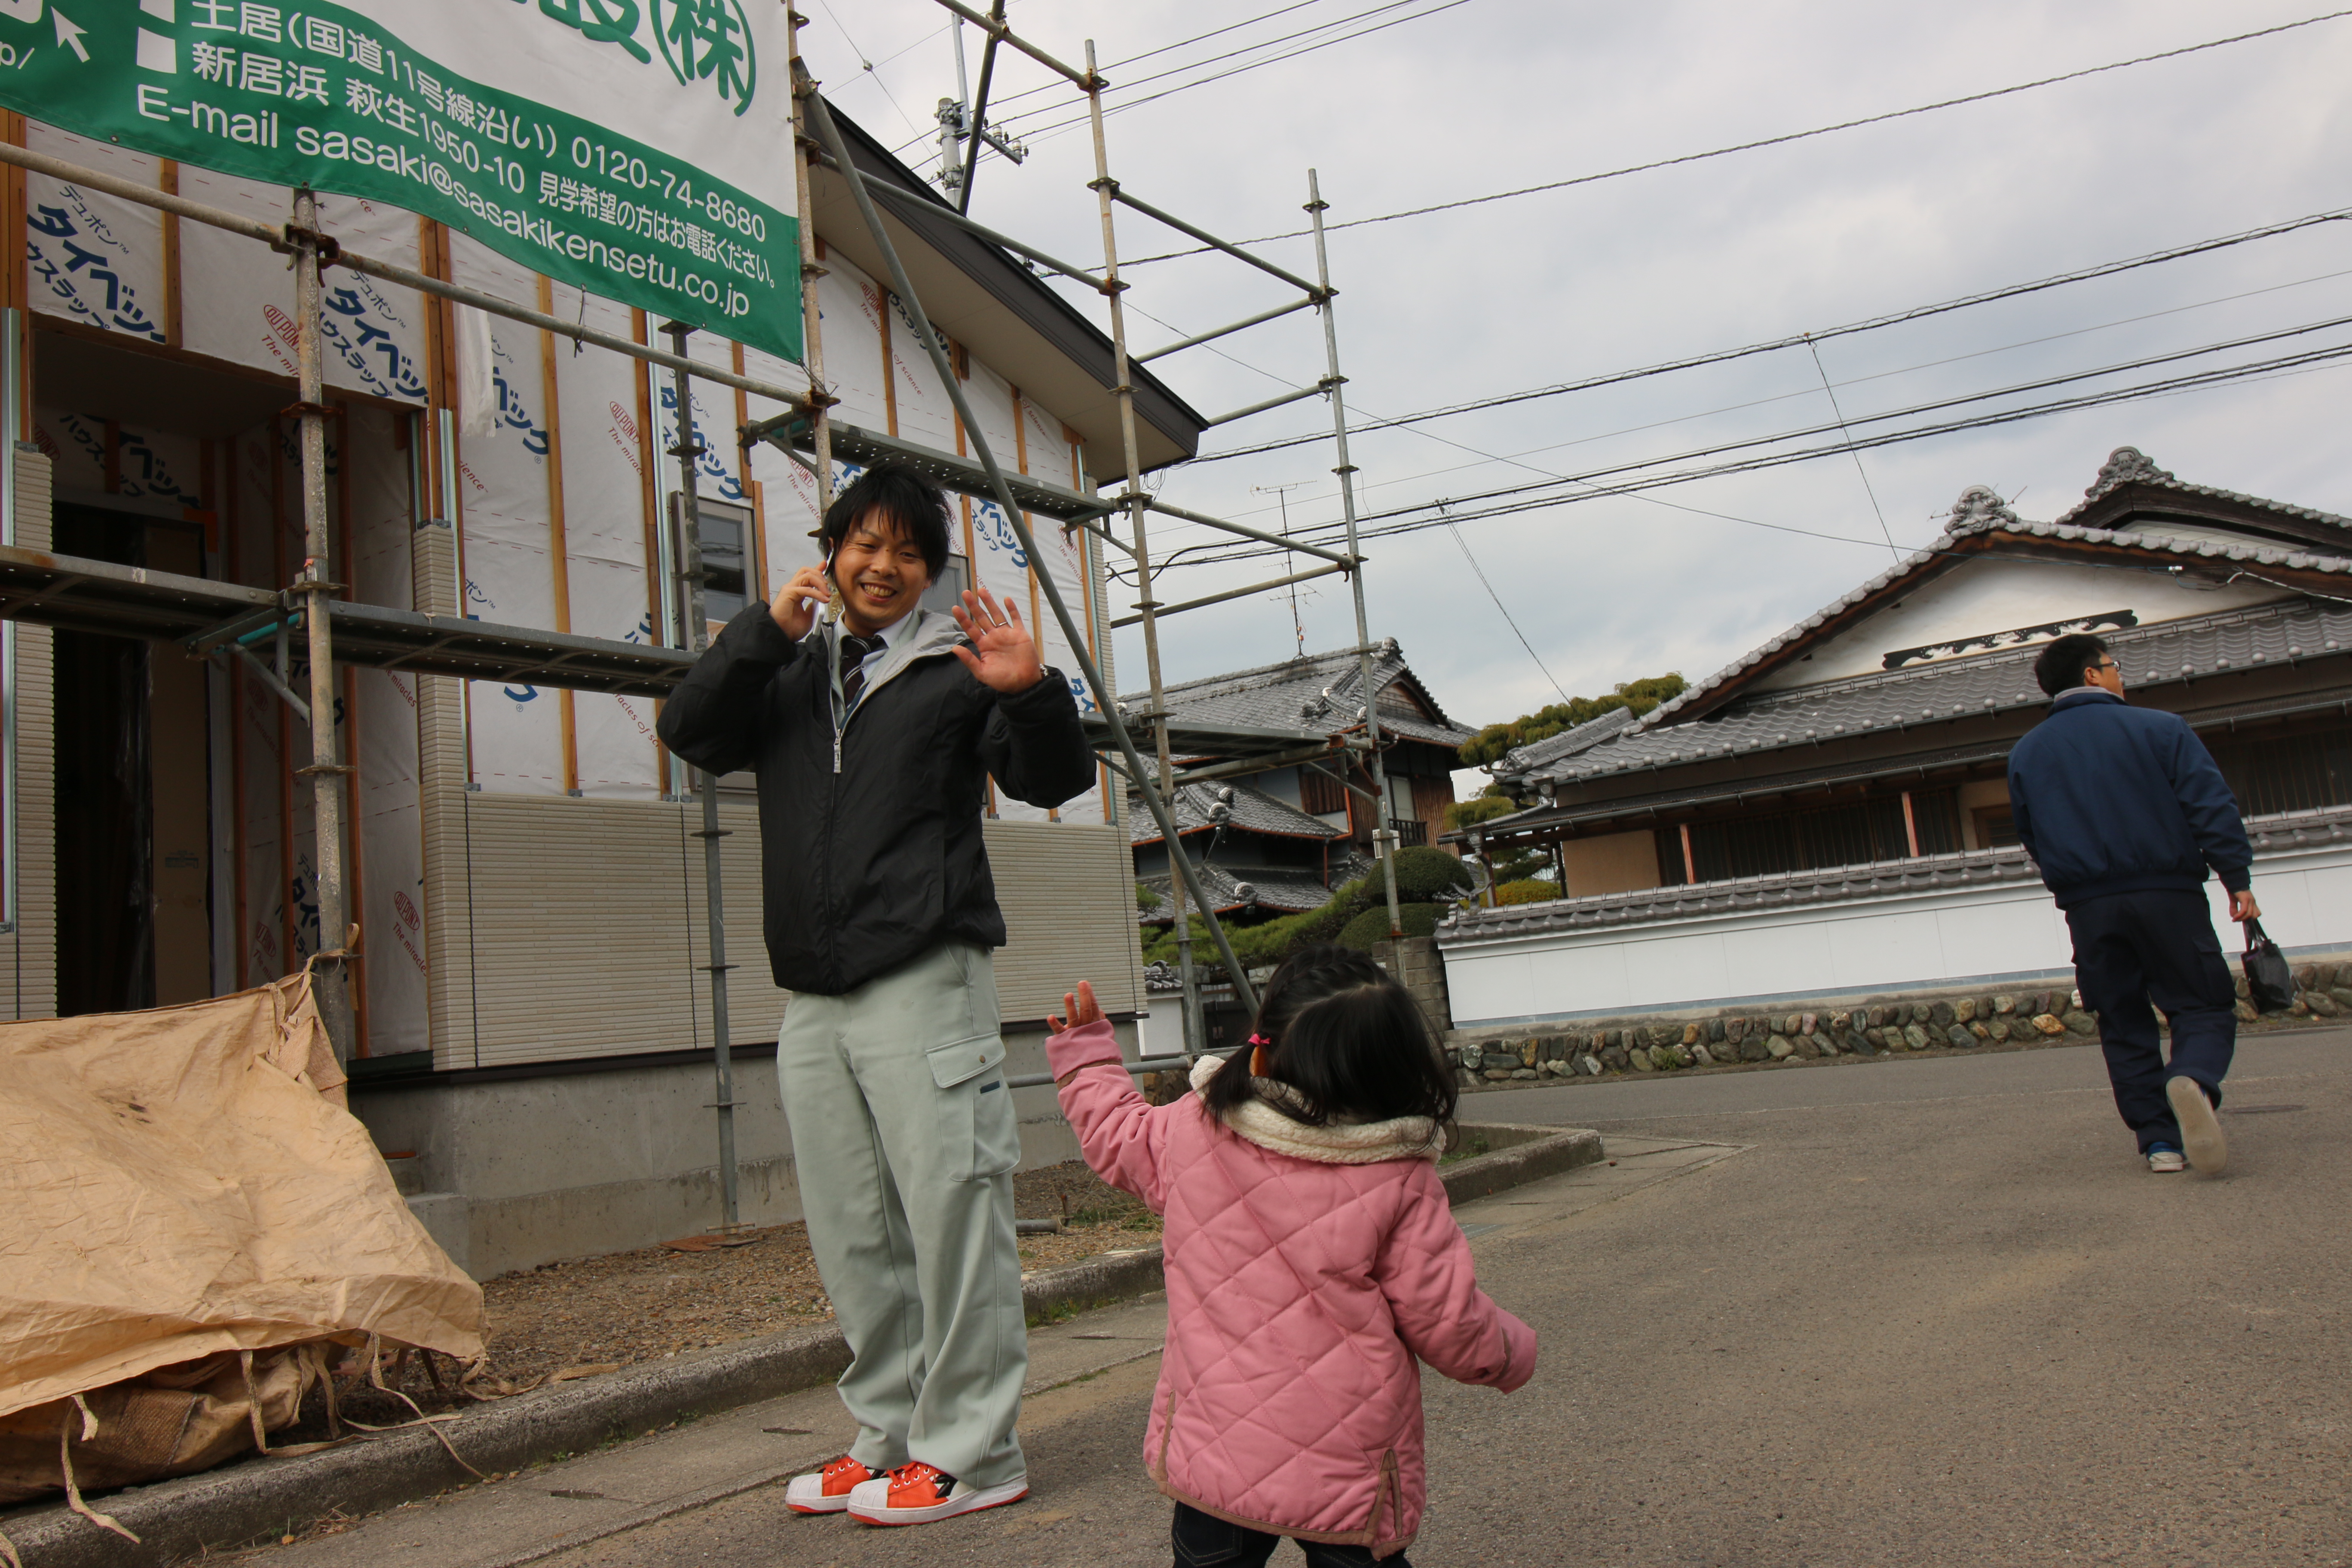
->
[536, 273, 579, 796]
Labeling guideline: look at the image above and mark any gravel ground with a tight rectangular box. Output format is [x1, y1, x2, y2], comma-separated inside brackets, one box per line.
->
[293, 1159, 1160, 1433]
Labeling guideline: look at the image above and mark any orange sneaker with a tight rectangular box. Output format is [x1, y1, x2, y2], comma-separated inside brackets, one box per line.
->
[846, 1460, 1028, 1525]
[783, 1454, 881, 1514]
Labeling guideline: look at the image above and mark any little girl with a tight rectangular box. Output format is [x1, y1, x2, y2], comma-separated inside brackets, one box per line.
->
[1047, 944, 1535, 1566]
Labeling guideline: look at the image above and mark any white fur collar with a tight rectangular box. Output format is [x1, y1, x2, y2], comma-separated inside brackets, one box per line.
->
[1187, 1055, 1442, 1165]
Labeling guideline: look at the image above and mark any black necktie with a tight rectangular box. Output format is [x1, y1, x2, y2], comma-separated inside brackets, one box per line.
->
[838, 633, 877, 712]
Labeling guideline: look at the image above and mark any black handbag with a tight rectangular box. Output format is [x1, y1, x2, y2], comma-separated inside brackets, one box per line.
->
[2242, 918, 2296, 1013]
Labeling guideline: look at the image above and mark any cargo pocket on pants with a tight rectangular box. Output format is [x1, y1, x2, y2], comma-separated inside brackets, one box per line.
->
[927, 1034, 1019, 1181]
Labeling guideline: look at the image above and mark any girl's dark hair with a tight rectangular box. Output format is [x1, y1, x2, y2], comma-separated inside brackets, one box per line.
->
[1201, 944, 1458, 1127]
[822, 462, 952, 582]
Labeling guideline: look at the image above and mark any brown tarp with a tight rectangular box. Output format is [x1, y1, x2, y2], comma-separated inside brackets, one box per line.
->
[0, 972, 482, 1427]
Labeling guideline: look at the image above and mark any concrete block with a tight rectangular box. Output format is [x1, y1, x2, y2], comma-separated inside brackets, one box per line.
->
[405, 1192, 471, 1277]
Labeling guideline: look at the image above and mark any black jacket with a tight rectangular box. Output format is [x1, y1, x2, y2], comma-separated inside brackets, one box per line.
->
[2006, 687, 2253, 910]
[656, 602, 1096, 995]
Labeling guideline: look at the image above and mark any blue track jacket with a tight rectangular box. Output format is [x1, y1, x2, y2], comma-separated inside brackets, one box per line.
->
[2006, 687, 2253, 910]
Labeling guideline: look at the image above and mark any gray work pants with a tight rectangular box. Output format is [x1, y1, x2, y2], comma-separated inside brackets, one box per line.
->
[777, 941, 1027, 1486]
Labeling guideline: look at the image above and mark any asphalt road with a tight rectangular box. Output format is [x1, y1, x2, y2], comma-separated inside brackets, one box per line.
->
[297, 1030, 2352, 1567]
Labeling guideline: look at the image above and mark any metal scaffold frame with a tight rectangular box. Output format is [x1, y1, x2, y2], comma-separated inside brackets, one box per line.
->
[0, 1, 1416, 1221]
[759, 3, 1410, 1055]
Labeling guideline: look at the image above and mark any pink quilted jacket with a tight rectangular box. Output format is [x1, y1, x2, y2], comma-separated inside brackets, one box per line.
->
[1048, 1020, 1536, 1559]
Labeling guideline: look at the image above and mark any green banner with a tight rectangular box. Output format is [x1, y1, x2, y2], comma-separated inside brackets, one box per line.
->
[0, 0, 801, 364]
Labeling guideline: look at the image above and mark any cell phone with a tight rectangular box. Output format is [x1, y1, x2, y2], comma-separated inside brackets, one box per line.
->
[819, 550, 843, 624]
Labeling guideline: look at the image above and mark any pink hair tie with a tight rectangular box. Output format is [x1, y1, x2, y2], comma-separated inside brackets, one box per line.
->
[1246, 1033, 1271, 1047]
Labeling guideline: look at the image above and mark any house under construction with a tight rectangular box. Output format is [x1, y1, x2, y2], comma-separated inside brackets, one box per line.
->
[0, 8, 1406, 1278]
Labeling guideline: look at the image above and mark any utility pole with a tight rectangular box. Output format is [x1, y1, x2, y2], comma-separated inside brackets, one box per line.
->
[934, 14, 1026, 205]
[1252, 481, 1309, 657]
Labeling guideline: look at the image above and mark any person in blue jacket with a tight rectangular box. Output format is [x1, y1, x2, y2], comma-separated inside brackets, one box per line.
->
[2007, 633, 2259, 1175]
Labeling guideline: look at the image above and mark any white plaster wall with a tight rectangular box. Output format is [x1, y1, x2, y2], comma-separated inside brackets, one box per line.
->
[1750, 553, 2289, 692]
[1442, 836, 2352, 1026]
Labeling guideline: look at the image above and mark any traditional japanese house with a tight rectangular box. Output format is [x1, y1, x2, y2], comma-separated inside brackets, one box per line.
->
[1127, 640, 1474, 925]
[1439, 447, 2352, 1029]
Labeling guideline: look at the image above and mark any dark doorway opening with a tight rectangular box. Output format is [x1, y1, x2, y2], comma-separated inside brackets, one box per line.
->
[55, 505, 152, 1014]
[52, 502, 215, 1015]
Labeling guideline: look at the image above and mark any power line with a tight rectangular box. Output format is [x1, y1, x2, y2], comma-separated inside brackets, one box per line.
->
[1443, 521, 1574, 707]
[983, 0, 1474, 147]
[1110, 8, 2352, 264]
[1180, 205, 2352, 466]
[1347, 312, 2352, 526]
[1175, 263, 2352, 530]
[890, 0, 1338, 155]
[1135, 331, 2352, 570]
[1806, 336, 1900, 560]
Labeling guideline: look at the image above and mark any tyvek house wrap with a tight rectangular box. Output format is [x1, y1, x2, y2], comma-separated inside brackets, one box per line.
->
[0, 973, 482, 1427]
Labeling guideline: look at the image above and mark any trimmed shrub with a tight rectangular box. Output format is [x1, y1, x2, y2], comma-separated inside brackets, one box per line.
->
[1336, 901, 1444, 951]
[1494, 879, 1556, 906]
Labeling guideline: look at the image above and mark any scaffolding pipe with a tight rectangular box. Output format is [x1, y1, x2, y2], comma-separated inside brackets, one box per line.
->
[788, 12, 839, 522]
[1202, 381, 1333, 429]
[1080, 48, 1196, 1050]
[1129, 496, 1355, 565]
[662, 324, 744, 1232]
[0, 141, 808, 416]
[957, 2, 1008, 215]
[1110, 560, 1351, 630]
[830, 158, 1106, 289]
[1308, 170, 1405, 938]
[1109, 187, 1323, 298]
[1135, 296, 1318, 362]
[924, 0, 1096, 87]
[290, 189, 355, 1061]
[798, 66, 1260, 1028]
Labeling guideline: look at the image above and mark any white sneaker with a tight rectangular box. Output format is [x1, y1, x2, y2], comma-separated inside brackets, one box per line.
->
[2166, 1076, 2227, 1174]
[2147, 1147, 2187, 1173]
[847, 1461, 1028, 1525]
[783, 1454, 881, 1514]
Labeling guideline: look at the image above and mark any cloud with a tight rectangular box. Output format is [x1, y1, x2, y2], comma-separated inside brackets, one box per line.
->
[805, 0, 2352, 738]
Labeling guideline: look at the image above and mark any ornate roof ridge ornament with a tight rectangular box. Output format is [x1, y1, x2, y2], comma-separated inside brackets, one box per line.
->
[1948, 484, 2022, 530]
[2086, 445, 2176, 500]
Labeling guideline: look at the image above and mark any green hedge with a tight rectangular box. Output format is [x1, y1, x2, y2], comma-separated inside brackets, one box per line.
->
[1336, 901, 1444, 950]
[1494, 879, 1556, 906]
[1141, 847, 1473, 970]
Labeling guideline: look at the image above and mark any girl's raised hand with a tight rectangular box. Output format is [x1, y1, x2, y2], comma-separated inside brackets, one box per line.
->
[1048, 980, 1104, 1035]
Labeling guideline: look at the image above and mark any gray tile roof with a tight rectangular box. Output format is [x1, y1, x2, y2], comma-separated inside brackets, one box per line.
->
[1494, 705, 1638, 775]
[1137, 861, 1344, 921]
[1437, 802, 2352, 947]
[1129, 778, 1349, 848]
[1492, 480, 2352, 782]
[1118, 640, 1473, 751]
[1504, 596, 2352, 792]
[2056, 445, 2352, 534]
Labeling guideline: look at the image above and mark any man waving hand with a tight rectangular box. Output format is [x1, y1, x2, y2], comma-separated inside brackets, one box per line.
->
[658, 463, 1095, 1525]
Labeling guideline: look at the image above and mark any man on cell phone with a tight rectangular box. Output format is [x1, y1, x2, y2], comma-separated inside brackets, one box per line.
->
[658, 462, 1095, 1525]
[2008, 633, 2258, 1176]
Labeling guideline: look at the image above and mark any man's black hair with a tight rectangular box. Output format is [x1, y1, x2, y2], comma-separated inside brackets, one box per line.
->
[2034, 633, 2111, 697]
[821, 462, 952, 583]
[1200, 944, 1459, 1127]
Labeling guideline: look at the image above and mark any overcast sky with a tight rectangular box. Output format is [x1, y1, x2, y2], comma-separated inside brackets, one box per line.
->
[798, 0, 2352, 787]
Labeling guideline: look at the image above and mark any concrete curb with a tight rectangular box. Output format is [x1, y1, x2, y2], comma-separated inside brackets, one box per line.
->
[2, 1249, 1171, 1568]
[1442, 1123, 1607, 1204]
[2, 1142, 1586, 1565]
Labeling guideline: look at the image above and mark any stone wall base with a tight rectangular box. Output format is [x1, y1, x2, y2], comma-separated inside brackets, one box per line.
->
[1446, 957, 2352, 1086]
